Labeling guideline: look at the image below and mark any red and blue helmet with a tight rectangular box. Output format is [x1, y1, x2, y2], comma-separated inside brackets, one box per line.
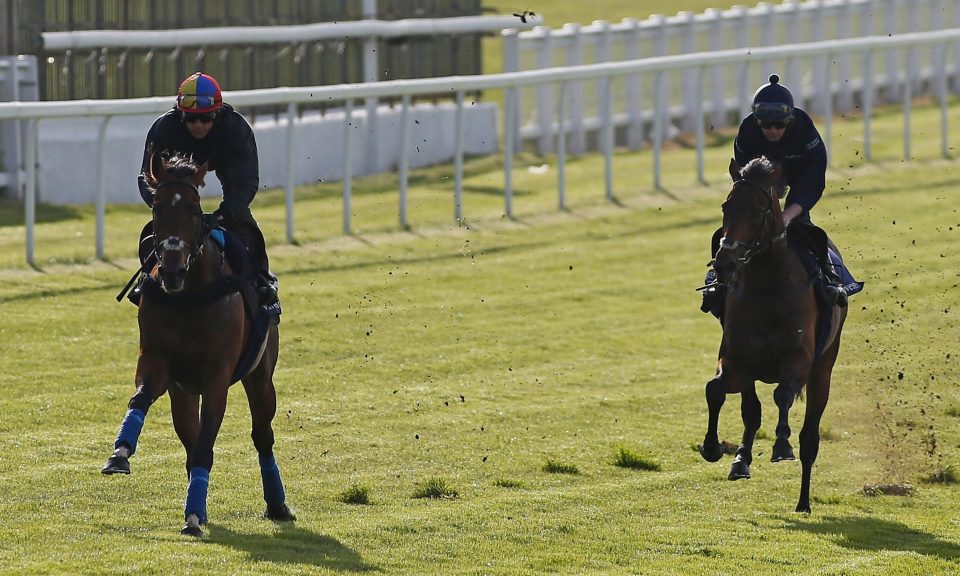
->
[176, 72, 223, 114]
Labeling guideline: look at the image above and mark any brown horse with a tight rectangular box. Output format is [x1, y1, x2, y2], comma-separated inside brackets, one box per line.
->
[698, 156, 846, 513]
[101, 154, 294, 536]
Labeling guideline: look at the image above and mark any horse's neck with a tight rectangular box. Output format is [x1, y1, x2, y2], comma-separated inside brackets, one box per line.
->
[183, 238, 224, 291]
[740, 239, 804, 290]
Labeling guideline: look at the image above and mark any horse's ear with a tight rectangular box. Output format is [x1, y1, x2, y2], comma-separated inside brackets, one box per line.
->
[148, 150, 166, 186]
[193, 162, 209, 188]
[728, 158, 743, 182]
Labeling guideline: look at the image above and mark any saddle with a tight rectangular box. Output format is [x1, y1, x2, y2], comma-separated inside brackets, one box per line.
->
[122, 222, 281, 383]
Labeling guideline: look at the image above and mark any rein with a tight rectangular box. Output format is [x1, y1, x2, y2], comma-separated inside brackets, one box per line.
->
[716, 179, 787, 288]
[152, 180, 213, 275]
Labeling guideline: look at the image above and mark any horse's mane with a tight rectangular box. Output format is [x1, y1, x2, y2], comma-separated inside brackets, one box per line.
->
[740, 156, 777, 182]
[144, 153, 203, 194]
[163, 155, 201, 181]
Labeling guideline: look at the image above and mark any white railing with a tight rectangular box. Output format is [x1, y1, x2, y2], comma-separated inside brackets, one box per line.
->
[504, 0, 960, 154]
[1, 28, 959, 265]
[41, 15, 545, 51]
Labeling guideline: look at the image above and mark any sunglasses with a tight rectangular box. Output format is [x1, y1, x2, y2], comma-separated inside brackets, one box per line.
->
[759, 120, 787, 130]
[184, 113, 216, 124]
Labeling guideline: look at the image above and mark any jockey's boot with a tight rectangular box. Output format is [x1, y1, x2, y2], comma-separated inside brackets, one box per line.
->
[699, 267, 726, 320]
[818, 261, 847, 308]
[257, 270, 279, 306]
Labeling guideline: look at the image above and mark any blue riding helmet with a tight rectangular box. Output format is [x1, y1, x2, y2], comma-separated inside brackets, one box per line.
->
[752, 74, 794, 123]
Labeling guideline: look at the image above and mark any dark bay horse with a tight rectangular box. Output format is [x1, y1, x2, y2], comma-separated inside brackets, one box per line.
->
[101, 154, 294, 536]
[699, 156, 846, 513]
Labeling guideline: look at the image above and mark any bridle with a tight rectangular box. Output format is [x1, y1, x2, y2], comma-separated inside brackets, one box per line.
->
[152, 180, 211, 274]
[716, 179, 786, 283]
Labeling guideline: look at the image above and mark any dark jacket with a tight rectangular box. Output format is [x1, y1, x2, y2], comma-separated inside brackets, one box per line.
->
[138, 103, 259, 220]
[733, 108, 827, 220]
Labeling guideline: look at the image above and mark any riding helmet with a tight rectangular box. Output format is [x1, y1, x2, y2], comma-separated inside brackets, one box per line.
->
[176, 72, 223, 115]
[751, 74, 794, 123]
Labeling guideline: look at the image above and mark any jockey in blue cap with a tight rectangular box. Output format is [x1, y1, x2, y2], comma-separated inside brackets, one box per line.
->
[700, 74, 847, 320]
[137, 72, 278, 305]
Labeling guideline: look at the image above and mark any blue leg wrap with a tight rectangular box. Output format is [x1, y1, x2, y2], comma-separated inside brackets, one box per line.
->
[185, 467, 210, 523]
[114, 408, 146, 455]
[259, 454, 286, 507]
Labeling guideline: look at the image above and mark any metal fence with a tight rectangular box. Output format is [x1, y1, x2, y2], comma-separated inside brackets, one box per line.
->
[504, 0, 960, 154]
[2, 28, 959, 265]
[2, 0, 483, 101]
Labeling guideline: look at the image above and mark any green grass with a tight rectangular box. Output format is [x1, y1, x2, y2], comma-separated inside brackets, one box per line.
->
[337, 484, 371, 505]
[412, 477, 459, 499]
[543, 458, 580, 475]
[1, 100, 960, 573]
[613, 446, 661, 471]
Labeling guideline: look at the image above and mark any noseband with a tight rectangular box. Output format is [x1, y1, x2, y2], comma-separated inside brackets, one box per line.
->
[153, 180, 210, 272]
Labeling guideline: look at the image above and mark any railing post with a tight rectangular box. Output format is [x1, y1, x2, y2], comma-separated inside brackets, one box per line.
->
[454, 90, 465, 221]
[535, 26, 553, 155]
[652, 70, 665, 190]
[786, 0, 801, 109]
[624, 18, 643, 150]
[362, 0, 379, 177]
[564, 23, 585, 155]
[556, 81, 567, 209]
[284, 102, 297, 244]
[399, 94, 411, 228]
[884, 0, 900, 103]
[503, 84, 516, 218]
[343, 99, 354, 235]
[863, 47, 874, 161]
[651, 15, 668, 145]
[936, 43, 949, 158]
[678, 12, 697, 132]
[602, 75, 613, 201]
[96, 115, 111, 260]
[501, 29, 521, 156]
[836, 0, 853, 113]
[902, 56, 912, 161]
[694, 66, 706, 184]
[706, 9, 726, 129]
[595, 20, 612, 156]
[25, 118, 37, 267]
[812, 0, 829, 116]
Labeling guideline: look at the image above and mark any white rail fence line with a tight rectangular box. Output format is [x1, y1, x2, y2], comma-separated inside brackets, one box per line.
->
[35, 14, 542, 181]
[1, 28, 958, 265]
[504, 0, 960, 154]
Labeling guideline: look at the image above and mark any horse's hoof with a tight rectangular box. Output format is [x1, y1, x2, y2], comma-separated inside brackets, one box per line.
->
[101, 455, 131, 475]
[795, 502, 811, 514]
[771, 439, 796, 462]
[265, 503, 296, 522]
[699, 443, 724, 463]
[728, 452, 752, 480]
[181, 524, 204, 537]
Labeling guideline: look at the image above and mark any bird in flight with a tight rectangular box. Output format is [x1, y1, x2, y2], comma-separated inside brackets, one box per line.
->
[513, 10, 536, 24]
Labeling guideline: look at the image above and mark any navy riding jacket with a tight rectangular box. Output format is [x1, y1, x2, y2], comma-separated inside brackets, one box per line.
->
[733, 108, 827, 220]
[138, 103, 259, 219]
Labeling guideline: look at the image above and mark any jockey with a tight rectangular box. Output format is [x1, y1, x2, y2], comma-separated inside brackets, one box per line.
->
[137, 72, 278, 305]
[700, 74, 847, 318]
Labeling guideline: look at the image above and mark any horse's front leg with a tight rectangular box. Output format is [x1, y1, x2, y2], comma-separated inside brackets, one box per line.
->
[729, 381, 760, 480]
[771, 379, 803, 462]
[181, 384, 229, 538]
[700, 363, 729, 463]
[101, 357, 169, 475]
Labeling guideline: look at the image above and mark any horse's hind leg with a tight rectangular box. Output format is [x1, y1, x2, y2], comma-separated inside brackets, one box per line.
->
[729, 382, 760, 480]
[243, 327, 294, 521]
[102, 361, 168, 475]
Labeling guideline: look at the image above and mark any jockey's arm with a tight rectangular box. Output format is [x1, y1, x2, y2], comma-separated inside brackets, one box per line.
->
[137, 117, 167, 206]
[216, 113, 260, 220]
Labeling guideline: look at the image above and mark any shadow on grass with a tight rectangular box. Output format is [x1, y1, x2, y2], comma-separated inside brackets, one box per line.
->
[0, 199, 84, 228]
[783, 515, 960, 560]
[209, 522, 379, 572]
